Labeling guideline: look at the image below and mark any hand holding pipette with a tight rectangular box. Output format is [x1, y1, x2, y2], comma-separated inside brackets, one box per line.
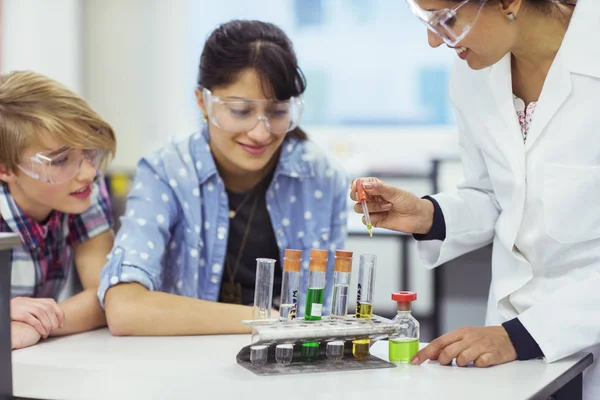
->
[351, 177, 436, 235]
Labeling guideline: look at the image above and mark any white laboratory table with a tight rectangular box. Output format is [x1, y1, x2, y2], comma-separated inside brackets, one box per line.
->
[12, 329, 592, 400]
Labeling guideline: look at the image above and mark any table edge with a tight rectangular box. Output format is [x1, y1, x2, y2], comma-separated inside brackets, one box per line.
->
[0, 233, 21, 251]
[528, 352, 593, 400]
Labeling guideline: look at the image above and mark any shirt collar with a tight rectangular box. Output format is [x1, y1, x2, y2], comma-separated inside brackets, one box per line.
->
[559, 0, 600, 79]
[0, 182, 62, 249]
[192, 126, 316, 186]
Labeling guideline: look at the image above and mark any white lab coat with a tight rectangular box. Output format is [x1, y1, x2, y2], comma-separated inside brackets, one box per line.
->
[417, 0, 600, 398]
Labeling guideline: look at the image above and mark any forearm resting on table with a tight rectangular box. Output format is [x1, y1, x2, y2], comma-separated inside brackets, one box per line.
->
[50, 288, 107, 337]
[105, 282, 254, 336]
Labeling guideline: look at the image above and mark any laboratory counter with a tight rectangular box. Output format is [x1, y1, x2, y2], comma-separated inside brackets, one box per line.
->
[12, 328, 591, 400]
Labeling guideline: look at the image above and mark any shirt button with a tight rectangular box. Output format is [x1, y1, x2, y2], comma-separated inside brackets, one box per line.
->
[210, 275, 219, 284]
[212, 264, 221, 273]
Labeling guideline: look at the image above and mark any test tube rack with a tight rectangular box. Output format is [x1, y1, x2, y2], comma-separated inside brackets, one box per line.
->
[242, 314, 398, 346]
[236, 315, 399, 375]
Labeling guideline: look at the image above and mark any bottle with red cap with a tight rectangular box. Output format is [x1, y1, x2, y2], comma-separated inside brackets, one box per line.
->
[388, 291, 420, 364]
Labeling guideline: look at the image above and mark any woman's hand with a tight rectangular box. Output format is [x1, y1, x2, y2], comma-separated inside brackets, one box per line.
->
[350, 177, 434, 234]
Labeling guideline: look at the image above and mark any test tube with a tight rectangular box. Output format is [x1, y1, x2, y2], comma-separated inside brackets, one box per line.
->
[330, 250, 353, 318]
[278, 249, 302, 321]
[301, 249, 328, 361]
[275, 249, 302, 365]
[250, 258, 276, 365]
[327, 250, 353, 361]
[352, 254, 376, 360]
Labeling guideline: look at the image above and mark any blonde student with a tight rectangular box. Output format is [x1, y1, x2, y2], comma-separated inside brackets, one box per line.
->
[0, 71, 116, 349]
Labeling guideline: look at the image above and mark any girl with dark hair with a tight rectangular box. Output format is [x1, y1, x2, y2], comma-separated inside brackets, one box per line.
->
[98, 20, 348, 336]
[353, 0, 600, 397]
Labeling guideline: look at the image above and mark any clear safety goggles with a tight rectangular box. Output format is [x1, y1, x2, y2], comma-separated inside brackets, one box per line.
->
[202, 88, 304, 135]
[18, 146, 107, 184]
[405, 0, 488, 47]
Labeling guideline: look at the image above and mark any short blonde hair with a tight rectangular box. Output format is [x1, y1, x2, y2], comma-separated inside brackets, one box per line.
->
[0, 71, 116, 172]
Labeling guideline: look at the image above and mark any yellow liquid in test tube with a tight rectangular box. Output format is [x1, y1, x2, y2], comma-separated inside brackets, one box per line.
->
[353, 302, 373, 360]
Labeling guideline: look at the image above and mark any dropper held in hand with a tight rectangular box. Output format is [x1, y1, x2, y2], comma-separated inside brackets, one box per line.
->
[356, 179, 373, 237]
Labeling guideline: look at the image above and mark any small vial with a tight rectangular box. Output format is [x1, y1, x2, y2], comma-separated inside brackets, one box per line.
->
[279, 249, 302, 321]
[250, 258, 276, 365]
[388, 291, 420, 364]
[275, 343, 294, 365]
[326, 341, 345, 361]
[353, 254, 376, 360]
[301, 249, 328, 361]
[250, 345, 269, 365]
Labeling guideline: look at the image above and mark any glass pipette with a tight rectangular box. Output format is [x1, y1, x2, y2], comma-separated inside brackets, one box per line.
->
[356, 179, 373, 237]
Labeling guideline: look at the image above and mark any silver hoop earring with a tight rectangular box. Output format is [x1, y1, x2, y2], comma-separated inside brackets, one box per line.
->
[507, 12, 517, 21]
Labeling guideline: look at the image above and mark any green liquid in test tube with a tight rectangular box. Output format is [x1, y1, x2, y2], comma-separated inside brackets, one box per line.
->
[301, 249, 328, 361]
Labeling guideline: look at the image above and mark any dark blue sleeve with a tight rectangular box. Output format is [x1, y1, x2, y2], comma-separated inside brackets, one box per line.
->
[413, 196, 446, 241]
[502, 318, 544, 360]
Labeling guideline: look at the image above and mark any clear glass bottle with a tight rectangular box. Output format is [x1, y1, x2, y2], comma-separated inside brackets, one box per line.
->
[388, 291, 420, 364]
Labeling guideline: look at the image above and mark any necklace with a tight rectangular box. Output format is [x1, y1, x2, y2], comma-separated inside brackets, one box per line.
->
[228, 188, 256, 219]
[220, 191, 260, 304]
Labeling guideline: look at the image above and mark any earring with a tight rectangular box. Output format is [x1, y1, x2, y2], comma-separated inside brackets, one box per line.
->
[202, 115, 208, 124]
[507, 12, 517, 21]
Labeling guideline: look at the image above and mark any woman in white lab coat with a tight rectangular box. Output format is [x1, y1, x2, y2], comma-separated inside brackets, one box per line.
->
[352, 0, 599, 398]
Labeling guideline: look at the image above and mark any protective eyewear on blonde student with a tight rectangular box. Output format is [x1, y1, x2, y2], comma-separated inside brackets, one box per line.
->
[18, 146, 106, 184]
[405, 0, 488, 47]
[202, 88, 304, 135]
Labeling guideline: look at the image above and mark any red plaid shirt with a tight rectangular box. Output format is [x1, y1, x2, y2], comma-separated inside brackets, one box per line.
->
[0, 178, 113, 299]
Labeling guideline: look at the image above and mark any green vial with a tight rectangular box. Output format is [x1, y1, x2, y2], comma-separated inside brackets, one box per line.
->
[301, 249, 328, 361]
[388, 291, 420, 364]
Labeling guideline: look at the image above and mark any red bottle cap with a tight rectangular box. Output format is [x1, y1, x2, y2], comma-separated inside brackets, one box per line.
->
[392, 291, 417, 302]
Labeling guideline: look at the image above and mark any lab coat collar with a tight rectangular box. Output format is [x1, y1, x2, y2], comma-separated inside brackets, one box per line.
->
[487, 54, 525, 177]
[561, 0, 600, 79]
[486, 0, 598, 153]
[523, 0, 599, 149]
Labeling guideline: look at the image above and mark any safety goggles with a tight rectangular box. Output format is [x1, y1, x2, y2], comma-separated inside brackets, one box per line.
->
[202, 88, 304, 135]
[18, 146, 107, 184]
[405, 0, 488, 47]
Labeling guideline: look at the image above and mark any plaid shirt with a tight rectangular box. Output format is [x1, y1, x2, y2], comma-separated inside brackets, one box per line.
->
[0, 178, 113, 300]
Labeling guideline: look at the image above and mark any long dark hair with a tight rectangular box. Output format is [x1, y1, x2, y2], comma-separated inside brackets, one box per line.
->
[198, 20, 308, 141]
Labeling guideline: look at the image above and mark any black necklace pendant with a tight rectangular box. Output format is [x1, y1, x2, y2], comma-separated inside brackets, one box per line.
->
[221, 281, 242, 304]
